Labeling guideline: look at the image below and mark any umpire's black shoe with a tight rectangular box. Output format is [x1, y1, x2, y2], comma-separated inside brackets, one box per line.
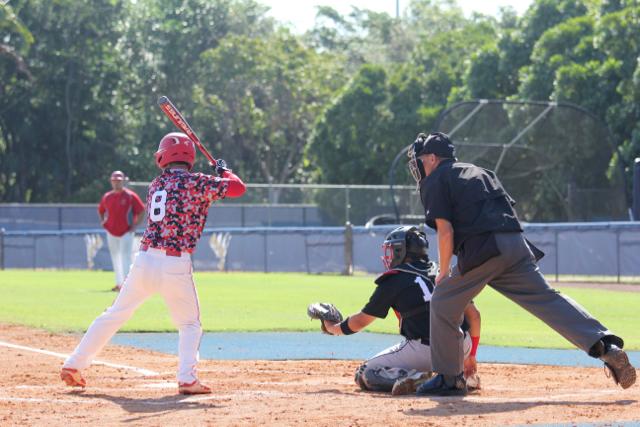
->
[601, 345, 636, 389]
[416, 373, 467, 396]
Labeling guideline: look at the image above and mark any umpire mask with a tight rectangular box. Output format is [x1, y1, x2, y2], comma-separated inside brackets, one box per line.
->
[408, 132, 456, 185]
[408, 133, 428, 185]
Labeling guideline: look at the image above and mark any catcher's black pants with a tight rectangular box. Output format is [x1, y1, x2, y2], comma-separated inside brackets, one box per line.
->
[430, 232, 613, 376]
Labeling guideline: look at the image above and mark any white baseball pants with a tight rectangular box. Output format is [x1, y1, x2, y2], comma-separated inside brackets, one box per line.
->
[106, 231, 134, 285]
[63, 248, 202, 384]
[365, 332, 472, 372]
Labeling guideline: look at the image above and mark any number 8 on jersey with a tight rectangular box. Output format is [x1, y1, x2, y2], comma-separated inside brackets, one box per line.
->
[149, 190, 167, 222]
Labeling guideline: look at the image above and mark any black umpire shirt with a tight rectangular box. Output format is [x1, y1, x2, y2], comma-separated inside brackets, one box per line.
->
[420, 159, 523, 274]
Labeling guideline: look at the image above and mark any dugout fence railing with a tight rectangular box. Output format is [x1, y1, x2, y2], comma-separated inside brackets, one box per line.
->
[0, 223, 639, 283]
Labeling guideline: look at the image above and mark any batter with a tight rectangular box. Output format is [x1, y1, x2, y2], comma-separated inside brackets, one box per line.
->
[61, 132, 246, 394]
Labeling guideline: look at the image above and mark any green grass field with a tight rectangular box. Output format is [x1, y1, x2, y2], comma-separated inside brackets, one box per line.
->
[0, 270, 638, 349]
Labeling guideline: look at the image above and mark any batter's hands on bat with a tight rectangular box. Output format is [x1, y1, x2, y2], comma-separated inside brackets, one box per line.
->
[213, 159, 231, 176]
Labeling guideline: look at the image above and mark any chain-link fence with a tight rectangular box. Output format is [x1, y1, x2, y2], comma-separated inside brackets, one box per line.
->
[0, 183, 420, 230]
[128, 183, 421, 226]
[1, 223, 639, 283]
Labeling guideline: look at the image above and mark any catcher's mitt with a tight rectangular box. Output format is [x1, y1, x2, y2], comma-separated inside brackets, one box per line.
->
[307, 302, 343, 335]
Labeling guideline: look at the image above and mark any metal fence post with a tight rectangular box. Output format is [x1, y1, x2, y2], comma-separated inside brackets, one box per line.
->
[267, 178, 274, 227]
[0, 228, 5, 270]
[616, 228, 621, 284]
[554, 229, 559, 282]
[345, 187, 351, 224]
[263, 229, 268, 273]
[344, 222, 353, 276]
[633, 158, 640, 220]
[567, 183, 575, 221]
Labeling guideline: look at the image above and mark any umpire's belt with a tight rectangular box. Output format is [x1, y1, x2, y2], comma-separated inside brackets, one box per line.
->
[140, 244, 191, 258]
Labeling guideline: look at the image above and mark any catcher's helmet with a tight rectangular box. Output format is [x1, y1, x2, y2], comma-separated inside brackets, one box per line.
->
[155, 132, 196, 170]
[381, 226, 429, 270]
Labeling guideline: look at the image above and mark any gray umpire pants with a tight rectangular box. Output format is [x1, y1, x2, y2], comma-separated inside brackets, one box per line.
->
[430, 232, 613, 376]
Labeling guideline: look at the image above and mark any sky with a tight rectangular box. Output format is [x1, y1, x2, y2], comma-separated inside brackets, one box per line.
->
[263, 0, 533, 33]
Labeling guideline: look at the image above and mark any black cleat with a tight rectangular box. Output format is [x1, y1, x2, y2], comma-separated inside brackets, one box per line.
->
[601, 345, 636, 389]
[416, 373, 467, 396]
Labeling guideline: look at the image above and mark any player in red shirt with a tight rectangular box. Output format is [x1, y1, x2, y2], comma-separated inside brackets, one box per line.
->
[98, 171, 145, 292]
[62, 132, 246, 394]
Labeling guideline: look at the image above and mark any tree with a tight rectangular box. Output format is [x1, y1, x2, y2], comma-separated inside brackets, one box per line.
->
[518, 0, 588, 51]
[0, 2, 33, 82]
[191, 31, 344, 193]
[116, 0, 276, 182]
[0, 2, 33, 199]
[1, 0, 131, 202]
[593, 5, 640, 184]
[519, 16, 597, 101]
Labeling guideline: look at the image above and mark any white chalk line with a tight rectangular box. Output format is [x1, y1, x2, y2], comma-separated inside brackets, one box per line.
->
[0, 391, 290, 407]
[10, 384, 174, 391]
[141, 382, 175, 389]
[0, 397, 94, 405]
[0, 339, 159, 376]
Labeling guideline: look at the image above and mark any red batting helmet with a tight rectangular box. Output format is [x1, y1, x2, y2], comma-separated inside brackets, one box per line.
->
[155, 132, 196, 170]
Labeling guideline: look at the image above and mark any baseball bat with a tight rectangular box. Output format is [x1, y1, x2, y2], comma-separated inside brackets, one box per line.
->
[157, 96, 216, 165]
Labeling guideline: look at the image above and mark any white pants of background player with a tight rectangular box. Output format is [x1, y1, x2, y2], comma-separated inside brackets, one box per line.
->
[356, 332, 472, 391]
[106, 231, 134, 286]
[63, 248, 202, 384]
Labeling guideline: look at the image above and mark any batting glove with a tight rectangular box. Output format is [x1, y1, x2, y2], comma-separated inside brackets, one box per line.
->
[213, 159, 231, 176]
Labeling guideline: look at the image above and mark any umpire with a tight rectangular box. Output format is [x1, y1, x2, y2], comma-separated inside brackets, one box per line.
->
[407, 132, 636, 396]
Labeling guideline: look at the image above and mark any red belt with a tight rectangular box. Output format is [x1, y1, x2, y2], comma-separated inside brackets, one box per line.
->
[139, 244, 191, 257]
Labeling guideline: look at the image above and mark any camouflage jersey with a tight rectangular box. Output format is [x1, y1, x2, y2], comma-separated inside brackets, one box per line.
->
[140, 168, 229, 253]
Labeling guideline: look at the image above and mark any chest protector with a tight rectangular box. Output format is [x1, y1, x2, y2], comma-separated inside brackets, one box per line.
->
[375, 262, 436, 320]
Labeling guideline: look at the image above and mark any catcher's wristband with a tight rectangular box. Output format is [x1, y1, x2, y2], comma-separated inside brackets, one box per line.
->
[470, 336, 480, 357]
[339, 317, 356, 335]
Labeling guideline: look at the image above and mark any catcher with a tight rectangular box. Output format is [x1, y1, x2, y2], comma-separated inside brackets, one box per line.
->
[308, 226, 481, 395]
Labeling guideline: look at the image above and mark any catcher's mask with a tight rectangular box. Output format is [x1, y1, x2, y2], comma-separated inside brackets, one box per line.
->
[407, 132, 455, 184]
[381, 226, 429, 270]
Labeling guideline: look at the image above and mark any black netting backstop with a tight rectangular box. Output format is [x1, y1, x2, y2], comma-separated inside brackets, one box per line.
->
[389, 100, 630, 222]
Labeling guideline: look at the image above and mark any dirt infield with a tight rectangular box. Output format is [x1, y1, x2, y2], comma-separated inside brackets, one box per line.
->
[0, 324, 638, 426]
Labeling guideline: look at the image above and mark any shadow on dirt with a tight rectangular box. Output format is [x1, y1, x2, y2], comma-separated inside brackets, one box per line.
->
[76, 392, 218, 420]
[307, 389, 346, 395]
[402, 397, 638, 418]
